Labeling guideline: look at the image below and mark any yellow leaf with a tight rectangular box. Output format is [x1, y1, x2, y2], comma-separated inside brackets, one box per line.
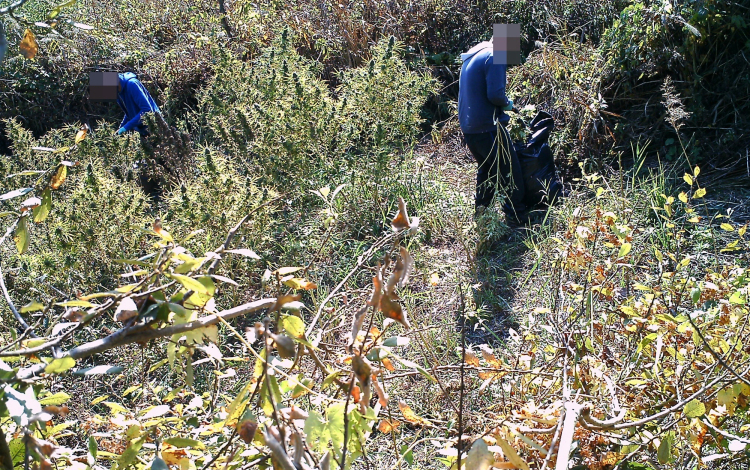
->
[19, 29, 39, 59]
[694, 188, 706, 198]
[429, 272, 440, 286]
[739, 224, 747, 237]
[152, 219, 173, 242]
[14, 216, 29, 254]
[618, 242, 632, 258]
[495, 437, 531, 470]
[50, 165, 67, 190]
[721, 223, 734, 232]
[282, 277, 317, 290]
[693, 165, 700, 177]
[75, 126, 87, 144]
[161, 445, 188, 466]
[678, 192, 688, 203]
[398, 400, 431, 426]
[688, 216, 700, 223]
[683, 174, 693, 186]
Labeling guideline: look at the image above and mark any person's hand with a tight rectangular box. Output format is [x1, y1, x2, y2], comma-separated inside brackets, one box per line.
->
[115, 127, 126, 135]
[502, 100, 514, 112]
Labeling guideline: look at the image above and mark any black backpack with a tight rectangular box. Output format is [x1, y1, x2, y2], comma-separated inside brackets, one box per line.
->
[513, 111, 563, 207]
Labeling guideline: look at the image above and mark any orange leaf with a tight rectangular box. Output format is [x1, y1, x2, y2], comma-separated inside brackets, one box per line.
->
[351, 384, 361, 403]
[367, 265, 384, 307]
[398, 400, 432, 426]
[380, 292, 410, 329]
[391, 197, 410, 231]
[381, 357, 396, 371]
[49, 165, 67, 190]
[19, 29, 39, 59]
[480, 345, 503, 368]
[19, 197, 41, 213]
[372, 374, 389, 407]
[378, 419, 401, 433]
[464, 349, 480, 366]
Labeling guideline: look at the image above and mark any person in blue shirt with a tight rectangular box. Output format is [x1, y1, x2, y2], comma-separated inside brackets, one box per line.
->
[115, 72, 161, 136]
[458, 38, 527, 225]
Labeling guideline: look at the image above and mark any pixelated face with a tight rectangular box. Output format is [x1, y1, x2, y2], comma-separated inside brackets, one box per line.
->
[492, 24, 521, 65]
[89, 72, 121, 102]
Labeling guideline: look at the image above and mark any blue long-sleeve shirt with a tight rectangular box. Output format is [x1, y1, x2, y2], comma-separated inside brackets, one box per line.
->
[117, 72, 160, 134]
[458, 42, 511, 135]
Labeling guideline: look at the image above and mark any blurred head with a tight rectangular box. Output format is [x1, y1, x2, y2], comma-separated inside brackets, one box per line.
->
[492, 24, 521, 65]
[89, 72, 121, 102]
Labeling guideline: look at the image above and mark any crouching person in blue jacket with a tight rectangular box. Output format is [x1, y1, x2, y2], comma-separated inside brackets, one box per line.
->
[458, 32, 527, 226]
[89, 71, 161, 136]
[116, 72, 161, 136]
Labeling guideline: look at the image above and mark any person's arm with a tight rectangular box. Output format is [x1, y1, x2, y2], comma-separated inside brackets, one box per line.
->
[485, 57, 512, 110]
[120, 81, 156, 132]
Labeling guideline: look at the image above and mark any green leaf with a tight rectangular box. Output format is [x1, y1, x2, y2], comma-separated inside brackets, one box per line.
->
[683, 399, 706, 418]
[281, 314, 305, 338]
[20, 300, 45, 313]
[38, 392, 71, 405]
[47, 0, 77, 20]
[44, 356, 76, 374]
[729, 291, 745, 305]
[366, 346, 392, 361]
[9, 438, 25, 465]
[14, 216, 29, 254]
[169, 273, 211, 294]
[691, 287, 701, 305]
[383, 336, 410, 347]
[33, 187, 51, 223]
[117, 436, 145, 469]
[225, 248, 261, 259]
[88, 436, 98, 459]
[304, 411, 330, 454]
[0, 188, 33, 201]
[657, 431, 674, 464]
[73, 365, 124, 376]
[618, 242, 632, 258]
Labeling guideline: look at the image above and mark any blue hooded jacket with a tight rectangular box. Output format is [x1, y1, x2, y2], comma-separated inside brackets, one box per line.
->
[117, 72, 160, 134]
[458, 41, 511, 135]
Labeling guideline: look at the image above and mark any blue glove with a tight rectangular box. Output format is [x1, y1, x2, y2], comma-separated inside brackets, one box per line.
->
[116, 127, 126, 135]
[502, 100, 514, 112]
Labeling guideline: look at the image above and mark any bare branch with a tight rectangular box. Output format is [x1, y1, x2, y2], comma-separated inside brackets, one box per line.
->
[12, 298, 276, 382]
[0, 0, 31, 15]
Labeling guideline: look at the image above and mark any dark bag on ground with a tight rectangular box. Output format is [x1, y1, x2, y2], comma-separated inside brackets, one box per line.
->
[513, 111, 563, 207]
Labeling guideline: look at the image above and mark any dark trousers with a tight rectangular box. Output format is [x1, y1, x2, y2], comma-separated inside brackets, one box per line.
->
[464, 124, 526, 218]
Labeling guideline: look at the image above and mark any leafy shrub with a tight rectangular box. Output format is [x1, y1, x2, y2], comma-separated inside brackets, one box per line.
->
[198, 32, 436, 191]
